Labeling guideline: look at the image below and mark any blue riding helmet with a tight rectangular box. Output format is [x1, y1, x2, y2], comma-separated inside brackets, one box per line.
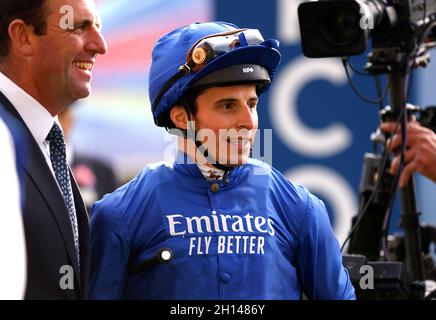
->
[148, 21, 281, 126]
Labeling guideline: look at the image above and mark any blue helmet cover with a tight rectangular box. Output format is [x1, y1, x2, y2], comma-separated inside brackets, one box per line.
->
[148, 21, 281, 123]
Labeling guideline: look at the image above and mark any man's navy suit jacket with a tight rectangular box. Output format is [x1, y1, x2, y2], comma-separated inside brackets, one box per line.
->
[0, 91, 90, 300]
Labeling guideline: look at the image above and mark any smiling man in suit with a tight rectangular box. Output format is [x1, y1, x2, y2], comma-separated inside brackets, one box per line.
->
[0, 0, 107, 299]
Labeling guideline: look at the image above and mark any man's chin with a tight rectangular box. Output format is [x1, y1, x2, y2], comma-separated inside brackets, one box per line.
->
[72, 84, 91, 100]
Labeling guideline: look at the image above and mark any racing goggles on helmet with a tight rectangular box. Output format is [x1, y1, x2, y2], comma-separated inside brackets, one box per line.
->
[181, 28, 264, 73]
[152, 28, 265, 113]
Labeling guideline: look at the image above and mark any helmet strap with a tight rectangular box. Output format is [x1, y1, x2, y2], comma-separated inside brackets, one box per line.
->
[182, 104, 232, 172]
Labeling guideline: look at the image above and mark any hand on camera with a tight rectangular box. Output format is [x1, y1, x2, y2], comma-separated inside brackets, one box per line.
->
[380, 120, 436, 187]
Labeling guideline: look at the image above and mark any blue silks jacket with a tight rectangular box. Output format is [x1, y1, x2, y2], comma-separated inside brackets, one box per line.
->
[90, 152, 356, 300]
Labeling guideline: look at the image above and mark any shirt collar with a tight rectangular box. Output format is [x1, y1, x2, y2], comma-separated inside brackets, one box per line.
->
[0, 71, 57, 144]
[173, 150, 247, 184]
[196, 162, 225, 181]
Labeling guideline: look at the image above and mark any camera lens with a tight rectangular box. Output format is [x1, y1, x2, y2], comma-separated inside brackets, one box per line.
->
[320, 4, 362, 50]
[298, 0, 372, 57]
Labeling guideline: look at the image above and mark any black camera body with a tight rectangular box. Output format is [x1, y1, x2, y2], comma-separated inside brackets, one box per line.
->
[298, 0, 436, 58]
[298, 0, 436, 300]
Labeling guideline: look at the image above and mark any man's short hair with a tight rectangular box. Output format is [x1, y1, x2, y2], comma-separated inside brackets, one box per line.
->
[0, 0, 48, 58]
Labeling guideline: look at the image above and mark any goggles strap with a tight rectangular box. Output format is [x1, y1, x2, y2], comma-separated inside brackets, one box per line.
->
[238, 32, 249, 47]
[152, 68, 190, 113]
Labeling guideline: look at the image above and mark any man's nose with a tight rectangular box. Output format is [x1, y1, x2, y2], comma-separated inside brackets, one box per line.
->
[236, 104, 256, 130]
[85, 27, 108, 55]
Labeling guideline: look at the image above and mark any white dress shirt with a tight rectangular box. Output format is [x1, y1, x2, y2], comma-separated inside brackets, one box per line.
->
[196, 162, 225, 180]
[0, 71, 61, 179]
[0, 71, 76, 211]
[0, 119, 26, 299]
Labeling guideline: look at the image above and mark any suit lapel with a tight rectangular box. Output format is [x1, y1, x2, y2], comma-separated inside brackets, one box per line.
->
[0, 92, 82, 289]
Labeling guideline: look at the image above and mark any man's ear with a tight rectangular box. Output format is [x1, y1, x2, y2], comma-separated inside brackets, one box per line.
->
[8, 19, 34, 57]
[170, 105, 189, 130]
